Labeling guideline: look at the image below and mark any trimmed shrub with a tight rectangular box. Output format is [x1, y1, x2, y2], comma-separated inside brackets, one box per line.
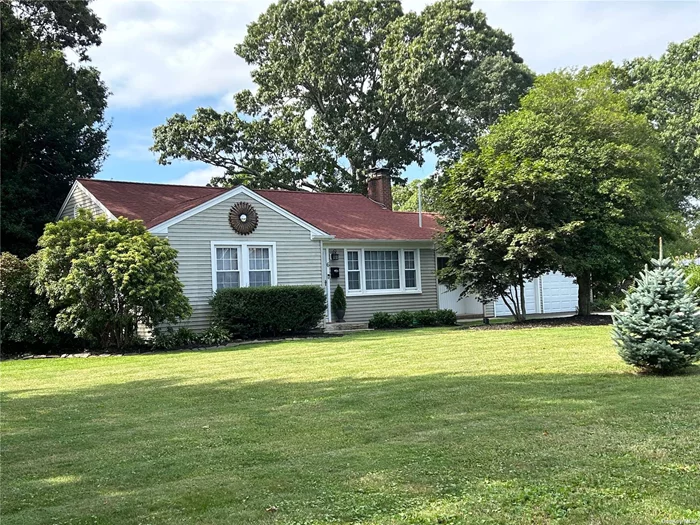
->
[414, 309, 439, 326]
[332, 285, 346, 312]
[392, 310, 416, 328]
[368, 309, 458, 330]
[613, 258, 700, 373]
[434, 309, 458, 326]
[368, 312, 393, 329]
[210, 285, 326, 339]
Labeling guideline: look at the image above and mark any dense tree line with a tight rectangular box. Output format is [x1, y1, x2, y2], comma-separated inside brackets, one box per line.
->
[1, 0, 109, 257]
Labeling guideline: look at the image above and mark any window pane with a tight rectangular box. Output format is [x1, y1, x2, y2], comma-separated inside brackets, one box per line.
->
[404, 250, 415, 269]
[216, 247, 238, 271]
[248, 247, 270, 270]
[348, 271, 360, 290]
[405, 270, 417, 289]
[347, 251, 359, 271]
[249, 271, 271, 287]
[364, 250, 400, 290]
[217, 271, 240, 290]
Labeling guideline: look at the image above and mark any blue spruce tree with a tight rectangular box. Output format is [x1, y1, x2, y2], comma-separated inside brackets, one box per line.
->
[613, 258, 700, 373]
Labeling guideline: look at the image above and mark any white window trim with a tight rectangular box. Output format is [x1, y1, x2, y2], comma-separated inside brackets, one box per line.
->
[344, 248, 422, 296]
[210, 241, 277, 294]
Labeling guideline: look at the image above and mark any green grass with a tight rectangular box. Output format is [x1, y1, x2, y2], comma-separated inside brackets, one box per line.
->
[1, 326, 699, 524]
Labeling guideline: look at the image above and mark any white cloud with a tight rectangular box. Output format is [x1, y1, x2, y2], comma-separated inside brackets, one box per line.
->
[89, 0, 699, 111]
[167, 165, 225, 186]
[470, 0, 700, 74]
[89, 0, 265, 108]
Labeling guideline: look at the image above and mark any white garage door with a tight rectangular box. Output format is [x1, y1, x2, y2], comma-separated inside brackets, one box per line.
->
[541, 272, 578, 313]
[492, 272, 578, 317]
[494, 279, 538, 317]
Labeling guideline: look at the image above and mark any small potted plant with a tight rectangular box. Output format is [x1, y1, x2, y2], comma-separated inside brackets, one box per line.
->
[332, 285, 346, 322]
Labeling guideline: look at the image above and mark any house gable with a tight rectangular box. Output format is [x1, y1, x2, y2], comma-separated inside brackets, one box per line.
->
[56, 181, 117, 221]
[149, 186, 333, 240]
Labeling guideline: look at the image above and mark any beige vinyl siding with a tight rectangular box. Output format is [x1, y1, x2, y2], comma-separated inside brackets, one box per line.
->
[329, 246, 439, 323]
[166, 195, 323, 331]
[58, 184, 105, 220]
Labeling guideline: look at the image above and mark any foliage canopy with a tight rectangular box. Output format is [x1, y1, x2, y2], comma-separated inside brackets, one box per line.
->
[152, 0, 533, 193]
[438, 67, 671, 316]
[1, 0, 109, 257]
[34, 212, 192, 349]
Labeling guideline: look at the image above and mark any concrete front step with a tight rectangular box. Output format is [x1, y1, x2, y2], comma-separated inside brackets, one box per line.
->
[325, 321, 370, 333]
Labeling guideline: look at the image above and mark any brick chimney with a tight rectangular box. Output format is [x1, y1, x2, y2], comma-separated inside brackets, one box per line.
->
[367, 167, 393, 210]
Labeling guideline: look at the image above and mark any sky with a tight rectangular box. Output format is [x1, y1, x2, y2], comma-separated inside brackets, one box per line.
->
[86, 0, 700, 186]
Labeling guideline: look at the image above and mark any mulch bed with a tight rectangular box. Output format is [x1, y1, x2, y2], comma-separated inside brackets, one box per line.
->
[462, 314, 613, 330]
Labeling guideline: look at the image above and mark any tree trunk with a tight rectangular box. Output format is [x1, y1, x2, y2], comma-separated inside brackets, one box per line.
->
[519, 282, 527, 322]
[577, 272, 591, 316]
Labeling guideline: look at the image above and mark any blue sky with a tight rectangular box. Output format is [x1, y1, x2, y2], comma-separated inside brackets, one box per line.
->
[88, 0, 700, 187]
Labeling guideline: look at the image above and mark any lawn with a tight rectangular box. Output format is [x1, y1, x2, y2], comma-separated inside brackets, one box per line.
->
[1, 326, 699, 524]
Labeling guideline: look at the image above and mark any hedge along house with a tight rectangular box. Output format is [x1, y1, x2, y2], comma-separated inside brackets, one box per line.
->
[57, 171, 578, 329]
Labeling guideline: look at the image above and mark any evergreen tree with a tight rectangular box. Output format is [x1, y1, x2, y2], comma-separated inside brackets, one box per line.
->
[612, 258, 700, 373]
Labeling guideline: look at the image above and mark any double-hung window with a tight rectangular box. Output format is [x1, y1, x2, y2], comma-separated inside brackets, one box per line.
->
[212, 242, 276, 292]
[248, 247, 271, 287]
[346, 251, 361, 291]
[345, 248, 420, 295]
[404, 250, 417, 289]
[215, 247, 240, 289]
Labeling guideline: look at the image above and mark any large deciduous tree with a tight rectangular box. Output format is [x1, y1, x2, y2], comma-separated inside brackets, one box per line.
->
[618, 34, 700, 218]
[1, 0, 109, 257]
[439, 67, 671, 317]
[152, 0, 532, 193]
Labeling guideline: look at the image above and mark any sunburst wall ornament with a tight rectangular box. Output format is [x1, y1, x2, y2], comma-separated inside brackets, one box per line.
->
[228, 202, 259, 235]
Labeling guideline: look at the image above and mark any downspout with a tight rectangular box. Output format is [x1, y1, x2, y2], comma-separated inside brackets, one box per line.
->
[321, 242, 331, 323]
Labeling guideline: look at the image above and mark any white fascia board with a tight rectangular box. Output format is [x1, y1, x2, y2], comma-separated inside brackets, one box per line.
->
[149, 185, 333, 239]
[323, 239, 436, 247]
[56, 181, 79, 220]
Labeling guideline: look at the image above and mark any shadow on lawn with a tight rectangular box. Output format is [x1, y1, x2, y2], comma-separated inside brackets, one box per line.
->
[2, 369, 699, 524]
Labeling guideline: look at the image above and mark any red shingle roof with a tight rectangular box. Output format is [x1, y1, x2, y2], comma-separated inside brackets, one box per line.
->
[77, 179, 440, 241]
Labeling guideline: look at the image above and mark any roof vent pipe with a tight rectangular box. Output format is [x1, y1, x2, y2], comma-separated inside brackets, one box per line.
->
[417, 182, 423, 228]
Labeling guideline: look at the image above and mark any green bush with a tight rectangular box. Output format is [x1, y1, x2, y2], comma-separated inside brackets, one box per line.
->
[34, 211, 192, 350]
[210, 285, 326, 339]
[0, 252, 83, 355]
[686, 262, 700, 295]
[332, 285, 346, 312]
[434, 309, 458, 326]
[414, 309, 439, 326]
[199, 325, 231, 346]
[150, 325, 232, 351]
[368, 309, 458, 330]
[392, 310, 416, 328]
[613, 258, 700, 373]
[368, 312, 393, 329]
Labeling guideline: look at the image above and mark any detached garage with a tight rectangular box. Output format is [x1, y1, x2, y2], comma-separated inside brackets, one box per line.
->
[492, 272, 579, 317]
[437, 257, 579, 318]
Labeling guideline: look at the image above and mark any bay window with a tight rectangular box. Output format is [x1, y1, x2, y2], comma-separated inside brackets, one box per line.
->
[211, 242, 276, 292]
[344, 248, 421, 295]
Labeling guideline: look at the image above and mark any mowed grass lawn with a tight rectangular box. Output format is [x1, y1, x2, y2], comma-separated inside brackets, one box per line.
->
[1, 326, 699, 524]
